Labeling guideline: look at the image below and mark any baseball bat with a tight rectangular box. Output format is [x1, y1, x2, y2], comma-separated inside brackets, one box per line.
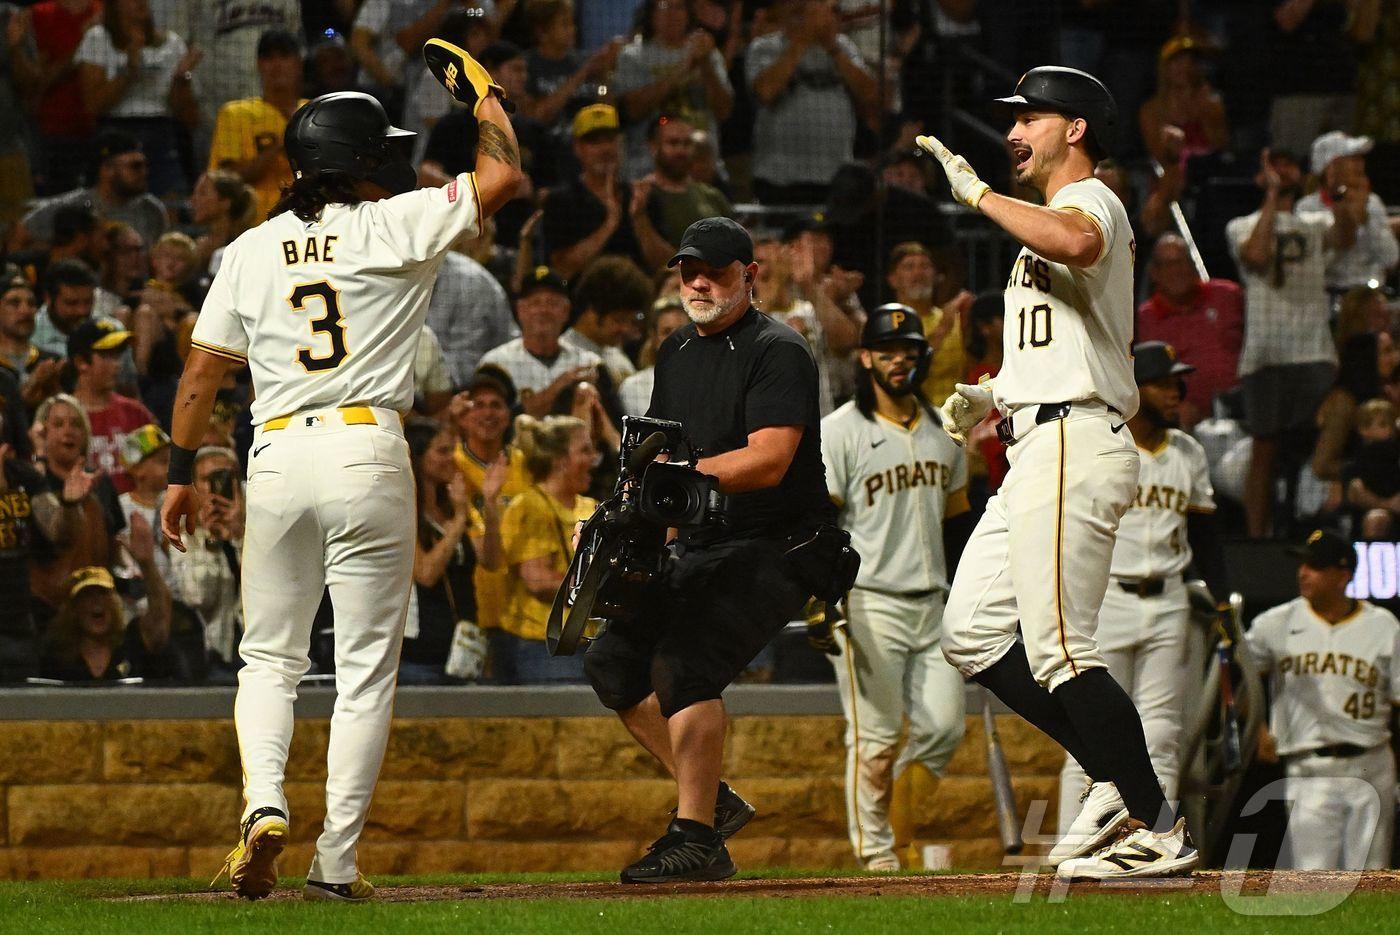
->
[982, 687, 1023, 854]
[1218, 594, 1245, 773]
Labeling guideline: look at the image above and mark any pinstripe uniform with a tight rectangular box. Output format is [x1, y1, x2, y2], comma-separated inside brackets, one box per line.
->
[943, 177, 1140, 691]
[190, 171, 483, 885]
[821, 400, 969, 860]
[1245, 598, 1400, 869]
[1058, 429, 1215, 827]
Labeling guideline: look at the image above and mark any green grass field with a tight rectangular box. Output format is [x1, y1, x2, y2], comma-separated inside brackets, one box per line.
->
[3, 871, 1396, 934]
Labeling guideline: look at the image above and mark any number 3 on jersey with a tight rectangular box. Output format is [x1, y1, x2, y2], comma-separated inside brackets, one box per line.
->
[290, 280, 349, 372]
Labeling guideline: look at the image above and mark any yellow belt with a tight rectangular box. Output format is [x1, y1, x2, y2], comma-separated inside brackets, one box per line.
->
[262, 405, 379, 432]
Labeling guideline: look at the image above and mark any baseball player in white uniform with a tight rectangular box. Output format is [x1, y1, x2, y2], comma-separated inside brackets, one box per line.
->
[160, 41, 522, 902]
[1245, 529, 1400, 870]
[1057, 341, 1229, 837]
[816, 304, 974, 871]
[920, 66, 1198, 880]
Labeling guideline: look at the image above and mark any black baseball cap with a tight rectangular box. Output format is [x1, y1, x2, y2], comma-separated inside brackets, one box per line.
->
[1289, 529, 1357, 571]
[667, 217, 754, 268]
[1133, 340, 1195, 384]
[460, 366, 518, 408]
[67, 318, 132, 359]
[781, 212, 833, 243]
[257, 28, 303, 59]
[518, 264, 569, 298]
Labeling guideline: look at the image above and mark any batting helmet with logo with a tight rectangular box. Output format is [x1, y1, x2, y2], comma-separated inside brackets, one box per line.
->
[995, 66, 1118, 157]
[861, 303, 928, 350]
[284, 92, 418, 195]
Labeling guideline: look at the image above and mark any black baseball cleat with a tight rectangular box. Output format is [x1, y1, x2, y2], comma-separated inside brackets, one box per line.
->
[715, 781, 756, 840]
[621, 819, 737, 883]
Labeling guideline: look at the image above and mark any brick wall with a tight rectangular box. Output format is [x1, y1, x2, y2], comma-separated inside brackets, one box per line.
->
[0, 715, 1062, 880]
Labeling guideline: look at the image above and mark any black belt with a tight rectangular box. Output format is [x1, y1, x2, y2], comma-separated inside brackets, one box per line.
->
[996, 401, 1123, 447]
[859, 586, 941, 601]
[1117, 577, 1166, 598]
[1306, 744, 1370, 759]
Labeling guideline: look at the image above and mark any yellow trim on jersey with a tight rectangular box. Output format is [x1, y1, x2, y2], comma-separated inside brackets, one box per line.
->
[1307, 600, 1365, 628]
[1187, 505, 1216, 514]
[1058, 206, 1106, 265]
[874, 409, 922, 432]
[946, 486, 970, 519]
[467, 172, 483, 218]
[1137, 437, 1171, 457]
[1054, 418, 1077, 676]
[190, 339, 248, 362]
[829, 492, 846, 508]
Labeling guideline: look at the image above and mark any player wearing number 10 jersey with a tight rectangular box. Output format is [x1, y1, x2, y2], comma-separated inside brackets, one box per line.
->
[918, 66, 1198, 881]
[161, 84, 522, 901]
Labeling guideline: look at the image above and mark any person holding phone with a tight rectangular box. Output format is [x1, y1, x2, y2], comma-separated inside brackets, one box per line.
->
[168, 446, 244, 679]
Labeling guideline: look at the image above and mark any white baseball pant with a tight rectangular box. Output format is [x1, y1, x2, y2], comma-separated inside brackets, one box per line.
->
[943, 409, 1139, 690]
[1058, 577, 1190, 831]
[1284, 745, 1396, 870]
[234, 406, 415, 884]
[831, 588, 966, 860]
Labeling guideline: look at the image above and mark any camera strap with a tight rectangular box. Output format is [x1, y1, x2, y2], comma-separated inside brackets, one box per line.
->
[532, 485, 575, 562]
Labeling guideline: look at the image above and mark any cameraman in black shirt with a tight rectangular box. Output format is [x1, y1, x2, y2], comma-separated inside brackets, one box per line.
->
[584, 218, 836, 883]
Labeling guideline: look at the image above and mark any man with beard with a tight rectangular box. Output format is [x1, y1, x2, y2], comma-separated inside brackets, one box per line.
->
[1055, 341, 1227, 842]
[583, 216, 835, 882]
[885, 241, 967, 408]
[541, 104, 671, 279]
[920, 67, 1199, 880]
[639, 113, 732, 250]
[814, 303, 973, 871]
[18, 132, 168, 250]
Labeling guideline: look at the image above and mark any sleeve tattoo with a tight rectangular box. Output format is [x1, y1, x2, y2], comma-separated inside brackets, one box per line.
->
[477, 121, 520, 170]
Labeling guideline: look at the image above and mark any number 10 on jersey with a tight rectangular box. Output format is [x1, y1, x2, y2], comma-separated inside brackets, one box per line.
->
[1017, 303, 1052, 350]
[290, 280, 349, 372]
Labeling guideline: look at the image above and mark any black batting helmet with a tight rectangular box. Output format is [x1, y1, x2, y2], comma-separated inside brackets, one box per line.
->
[284, 92, 417, 195]
[995, 66, 1118, 157]
[862, 303, 929, 353]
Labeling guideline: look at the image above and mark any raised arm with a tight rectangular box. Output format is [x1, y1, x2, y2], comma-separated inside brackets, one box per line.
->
[474, 94, 524, 217]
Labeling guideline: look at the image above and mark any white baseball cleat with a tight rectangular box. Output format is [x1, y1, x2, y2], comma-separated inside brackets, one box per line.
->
[1055, 817, 1200, 881]
[1046, 781, 1129, 868]
[863, 851, 901, 872]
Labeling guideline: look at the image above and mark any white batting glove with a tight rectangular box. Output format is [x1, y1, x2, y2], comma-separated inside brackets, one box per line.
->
[916, 134, 991, 209]
[939, 377, 995, 445]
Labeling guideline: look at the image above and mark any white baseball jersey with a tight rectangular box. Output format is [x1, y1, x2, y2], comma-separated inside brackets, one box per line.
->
[1111, 429, 1215, 580]
[190, 174, 483, 425]
[994, 177, 1138, 419]
[821, 401, 968, 593]
[477, 337, 603, 400]
[1244, 597, 1400, 756]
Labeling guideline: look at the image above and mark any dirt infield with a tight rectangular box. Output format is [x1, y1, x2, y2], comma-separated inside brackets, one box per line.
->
[122, 870, 1400, 904]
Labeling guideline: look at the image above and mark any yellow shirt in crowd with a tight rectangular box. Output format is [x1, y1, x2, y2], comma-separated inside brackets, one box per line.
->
[208, 97, 306, 223]
[919, 304, 966, 408]
[500, 485, 596, 642]
[454, 443, 532, 630]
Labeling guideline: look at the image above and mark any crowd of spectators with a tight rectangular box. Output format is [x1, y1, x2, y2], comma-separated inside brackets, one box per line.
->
[0, 0, 1397, 685]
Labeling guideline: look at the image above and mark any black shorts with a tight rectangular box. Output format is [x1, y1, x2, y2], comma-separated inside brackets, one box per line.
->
[584, 535, 812, 718]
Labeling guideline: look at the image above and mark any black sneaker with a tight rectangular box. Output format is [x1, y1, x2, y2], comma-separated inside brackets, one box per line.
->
[620, 819, 737, 883]
[715, 781, 756, 840]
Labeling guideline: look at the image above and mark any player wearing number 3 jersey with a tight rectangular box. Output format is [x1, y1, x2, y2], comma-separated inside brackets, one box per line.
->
[160, 51, 522, 902]
[919, 66, 1198, 881]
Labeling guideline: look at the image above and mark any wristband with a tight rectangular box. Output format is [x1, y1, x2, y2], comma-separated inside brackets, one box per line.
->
[167, 443, 196, 486]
